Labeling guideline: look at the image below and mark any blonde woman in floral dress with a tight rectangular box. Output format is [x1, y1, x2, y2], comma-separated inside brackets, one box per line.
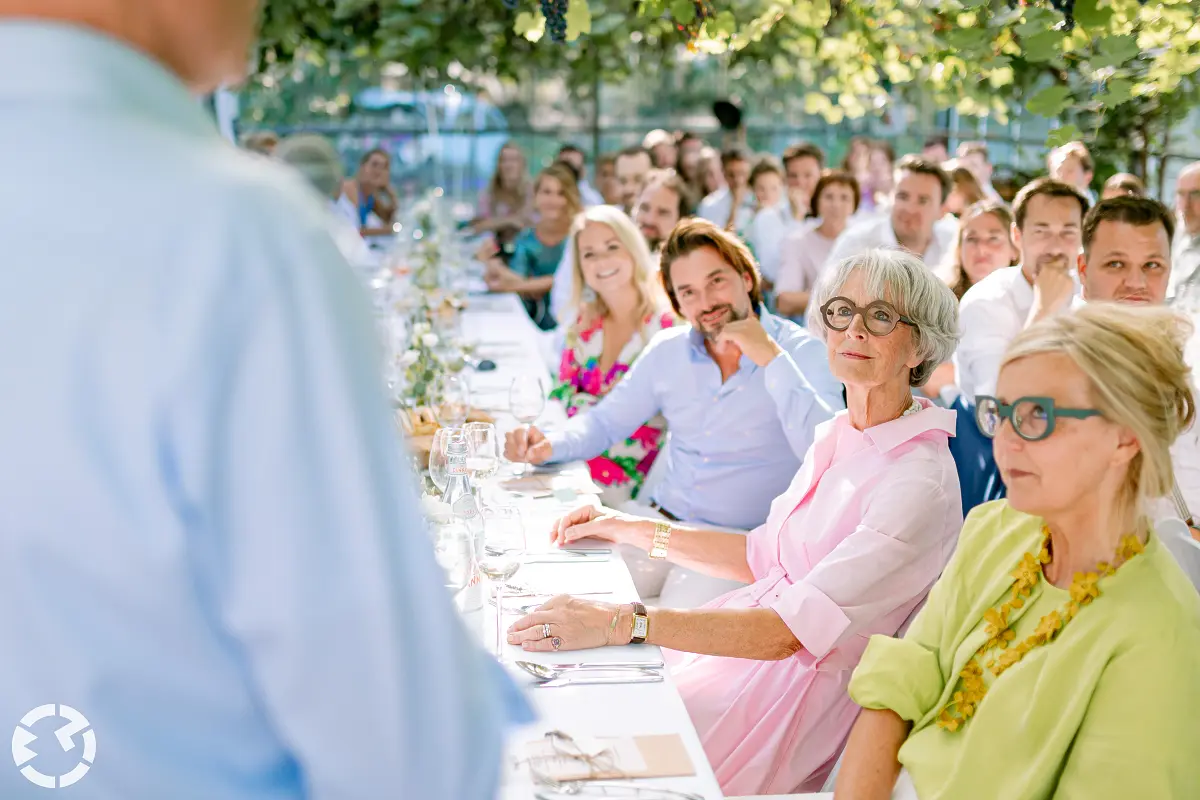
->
[550, 206, 675, 506]
[838, 303, 1200, 799]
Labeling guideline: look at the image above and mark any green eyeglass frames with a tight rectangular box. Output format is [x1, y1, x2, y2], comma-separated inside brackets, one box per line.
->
[975, 395, 1103, 442]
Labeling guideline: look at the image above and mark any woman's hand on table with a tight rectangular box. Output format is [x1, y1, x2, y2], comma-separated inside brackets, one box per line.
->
[549, 506, 651, 549]
[507, 595, 629, 651]
[504, 425, 552, 464]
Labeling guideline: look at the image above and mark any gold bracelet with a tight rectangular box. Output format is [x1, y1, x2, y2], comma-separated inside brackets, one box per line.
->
[604, 605, 621, 645]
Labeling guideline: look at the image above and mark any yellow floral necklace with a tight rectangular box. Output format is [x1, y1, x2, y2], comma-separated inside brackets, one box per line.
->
[936, 525, 1145, 733]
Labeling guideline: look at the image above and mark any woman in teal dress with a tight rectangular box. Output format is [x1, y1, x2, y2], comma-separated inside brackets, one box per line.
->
[837, 302, 1200, 799]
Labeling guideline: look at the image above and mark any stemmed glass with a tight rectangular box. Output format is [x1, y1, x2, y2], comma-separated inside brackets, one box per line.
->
[428, 426, 459, 497]
[509, 374, 548, 477]
[434, 373, 471, 429]
[464, 422, 500, 501]
[478, 504, 527, 659]
[431, 518, 476, 610]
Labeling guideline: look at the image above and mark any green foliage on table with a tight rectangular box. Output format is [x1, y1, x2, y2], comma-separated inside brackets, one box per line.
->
[253, 0, 1200, 161]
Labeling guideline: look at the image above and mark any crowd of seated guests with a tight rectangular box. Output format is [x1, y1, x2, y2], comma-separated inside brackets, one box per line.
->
[256, 125, 1200, 797]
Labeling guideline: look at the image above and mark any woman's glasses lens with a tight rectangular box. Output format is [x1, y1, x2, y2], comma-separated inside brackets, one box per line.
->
[976, 399, 1001, 438]
[823, 299, 854, 330]
[822, 298, 901, 335]
[1013, 399, 1050, 440]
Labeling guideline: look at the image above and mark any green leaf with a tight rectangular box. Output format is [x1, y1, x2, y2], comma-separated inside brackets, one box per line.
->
[1026, 84, 1072, 117]
[1072, 0, 1114, 31]
[671, 0, 696, 25]
[711, 10, 737, 37]
[1016, 7, 1057, 37]
[1098, 77, 1133, 105]
[565, 0, 591, 41]
[1093, 34, 1140, 68]
[1021, 30, 1063, 63]
[514, 9, 544, 40]
[1047, 123, 1082, 148]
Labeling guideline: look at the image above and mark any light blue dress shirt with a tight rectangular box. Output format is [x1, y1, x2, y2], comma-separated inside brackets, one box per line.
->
[547, 312, 845, 529]
[0, 22, 527, 800]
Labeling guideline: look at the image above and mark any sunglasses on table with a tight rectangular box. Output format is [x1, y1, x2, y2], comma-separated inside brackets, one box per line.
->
[819, 297, 916, 336]
[975, 395, 1103, 442]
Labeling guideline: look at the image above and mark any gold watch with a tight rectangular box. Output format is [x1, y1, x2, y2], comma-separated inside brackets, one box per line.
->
[649, 521, 672, 560]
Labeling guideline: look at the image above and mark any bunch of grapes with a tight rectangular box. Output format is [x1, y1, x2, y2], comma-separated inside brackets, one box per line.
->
[541, 0, 569, 43]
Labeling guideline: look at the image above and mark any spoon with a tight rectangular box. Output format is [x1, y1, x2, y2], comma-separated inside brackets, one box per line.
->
[516, 659, 663, 673]
[516, 662, 664, 686]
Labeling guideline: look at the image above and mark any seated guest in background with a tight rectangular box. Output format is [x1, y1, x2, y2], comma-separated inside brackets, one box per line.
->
[828, 156, 954, 266]
[341, 147, 398, 237]
[699, 145, 754, 232]
[746, 155, 792, 289]
[782, 141, 826, 220]
[596, 152, 622, 206]
[945, 163, 985, 217]
[557, 143, 604, 206]
[550, 206, 677, 506]
[940, 200, 1020, 301]
[921, 135, 949, 165]
[957, 141, 1002, 201]
[1172, 162, 1200, 300]
[550, 170, 694, 322]
[1101, 172, 1145, 200]
[1048, 140, 1097, 205]
[644, 128, 678, 170]
[840, 303, 1200, 800]
[275, 133, 376, 272]
[507, 219, 844, 595]
[921, 201, 1020, 403]
[676, 131, 706, 194]
[955, 178, 1090, 400]
[859, 139, 896, 214]
[474, 140, 532, 236]
[697, 145, 726, 198]
[776, 170, 862, 321]
[842, 136, 873, 200]
[1076, 196, 1200, 565]
[484, 163, 581, 329]
[509, 249, 962, 795]
[615, 145, 654, 215]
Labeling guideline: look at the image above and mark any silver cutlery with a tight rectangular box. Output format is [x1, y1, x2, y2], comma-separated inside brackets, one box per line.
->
[517, 662, 662, 683]
[534, 673, 664, 688]
[518, 659, 663, 672]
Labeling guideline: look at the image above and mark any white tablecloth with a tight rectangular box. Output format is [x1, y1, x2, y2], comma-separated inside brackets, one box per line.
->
[458, 293, 724, 799]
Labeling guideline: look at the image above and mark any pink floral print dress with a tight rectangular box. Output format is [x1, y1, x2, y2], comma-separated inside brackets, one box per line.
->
[550, 311, 676, 505]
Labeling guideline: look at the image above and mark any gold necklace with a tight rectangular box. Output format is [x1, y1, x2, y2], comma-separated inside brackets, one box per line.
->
[936, 525, 1145, 733]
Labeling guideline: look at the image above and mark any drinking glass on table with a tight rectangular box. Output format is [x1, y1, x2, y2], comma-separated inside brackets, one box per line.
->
[464, 421, 500, 500]
[509, 374, 548, 477]
[431, 518, 476, 607]
[428, 426, 459, 496]
[434, 373, 470, 428]
[479, 504, 527, 659]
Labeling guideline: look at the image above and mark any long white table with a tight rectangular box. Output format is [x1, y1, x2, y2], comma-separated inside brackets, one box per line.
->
[458, 293, 724, 799]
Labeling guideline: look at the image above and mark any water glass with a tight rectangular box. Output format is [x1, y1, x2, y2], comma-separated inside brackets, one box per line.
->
[479, 505, 527, 658]
[464, 422, 500, 496]
[431, 518, 476, 602]
[434, 373, 471, 428]
[428, 426, 459, 496]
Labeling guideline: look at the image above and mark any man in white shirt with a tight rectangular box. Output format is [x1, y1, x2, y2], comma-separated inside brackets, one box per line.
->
[698, 145, 753, 232]
[955, 178, 1090, 400]
[827, 155, 956, 267]
[557, 143, 605, 206]
[0, 5, 524, 799]
[957, 141, 1002, 202]
[615, 145, 653, 215]
[549, 170, 694, 321]
[1169, 161, 1200, 300]
[1076, 195, 1200, 584]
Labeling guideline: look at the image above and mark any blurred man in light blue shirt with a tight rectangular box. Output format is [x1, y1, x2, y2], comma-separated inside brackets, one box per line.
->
[507, 218, 844, 532]
[0, 5, 525, 799]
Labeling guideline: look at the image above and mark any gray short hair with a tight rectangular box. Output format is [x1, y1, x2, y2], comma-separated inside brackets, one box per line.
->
[275, 134, 345, 199]
[808, 248, 960, 387]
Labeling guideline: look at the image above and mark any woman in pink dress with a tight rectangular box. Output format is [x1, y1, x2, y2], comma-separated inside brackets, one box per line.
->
[507, 248, 964, 795]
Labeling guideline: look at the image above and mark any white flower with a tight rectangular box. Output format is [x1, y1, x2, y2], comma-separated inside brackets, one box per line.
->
[412, 322, 430, 336]
[421, 333, 439, 348]
[397, 349, 420, 368]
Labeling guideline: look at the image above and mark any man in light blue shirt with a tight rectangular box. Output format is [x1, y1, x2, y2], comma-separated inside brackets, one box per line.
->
[0, 7, 524, 800]
[507, 218, 844, 533]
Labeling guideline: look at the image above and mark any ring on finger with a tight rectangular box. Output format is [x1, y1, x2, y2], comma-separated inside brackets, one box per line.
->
[541, 622, 552, 639]
[551, 636, 562, 651]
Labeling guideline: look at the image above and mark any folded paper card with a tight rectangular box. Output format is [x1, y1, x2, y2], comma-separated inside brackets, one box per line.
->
[517, 732, 695, 782]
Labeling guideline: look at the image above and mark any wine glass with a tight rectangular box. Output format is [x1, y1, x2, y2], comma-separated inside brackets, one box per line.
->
[479, 504, 527, 659]
[428, 426, 459, 496]
[509, 375, 548, 477]
[464, 422, 501, 500]
[434, 373, 470, 429]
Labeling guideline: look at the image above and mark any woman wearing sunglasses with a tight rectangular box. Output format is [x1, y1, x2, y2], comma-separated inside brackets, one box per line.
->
[839, 302, 1200, 799]
[507, 249, 963, 795]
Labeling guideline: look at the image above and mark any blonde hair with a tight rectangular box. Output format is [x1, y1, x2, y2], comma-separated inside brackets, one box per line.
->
[486, 141, 530, 216]
[534, 163, 583, 221]
[565, 206, 665, 328]
[1002, 303, 1196, 512]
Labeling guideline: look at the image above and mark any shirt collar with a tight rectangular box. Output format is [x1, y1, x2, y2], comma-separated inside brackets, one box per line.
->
[0, 21, 216, 138]
[859, 397, 957, 454]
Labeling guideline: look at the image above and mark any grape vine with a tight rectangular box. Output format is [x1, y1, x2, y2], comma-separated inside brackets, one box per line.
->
[540, 0, 569, 43]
